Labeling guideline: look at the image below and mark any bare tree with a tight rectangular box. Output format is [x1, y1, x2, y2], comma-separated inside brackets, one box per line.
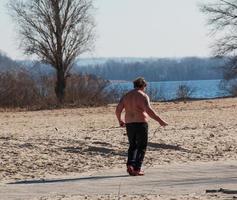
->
[9, 0, 95, 103]
[200, 0, 237, 79]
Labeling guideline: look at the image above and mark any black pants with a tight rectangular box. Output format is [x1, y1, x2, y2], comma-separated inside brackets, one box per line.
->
[126, 122, 148, 170]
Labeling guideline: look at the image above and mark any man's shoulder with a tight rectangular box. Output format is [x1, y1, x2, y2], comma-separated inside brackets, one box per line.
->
[138, 90, 149, 98]
[123, 90, 133, 98]
[121, 90, 132, 101]
[124, 89, 148, 99]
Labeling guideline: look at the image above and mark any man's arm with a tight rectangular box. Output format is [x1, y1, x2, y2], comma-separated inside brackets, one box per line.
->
[143, 95, 168, 126]
[115, 97, 125, 127]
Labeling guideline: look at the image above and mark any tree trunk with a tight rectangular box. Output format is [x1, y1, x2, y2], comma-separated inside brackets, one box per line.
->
[55, 69, 66, 104]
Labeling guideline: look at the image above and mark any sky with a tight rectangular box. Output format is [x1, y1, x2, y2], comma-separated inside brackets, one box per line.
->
[0, 0, 212, 60]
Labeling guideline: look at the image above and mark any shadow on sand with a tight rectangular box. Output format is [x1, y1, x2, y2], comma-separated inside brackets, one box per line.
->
[147, 142, 190, 152]
[8, 174, 130, 185]
[61, 145, 126, 157]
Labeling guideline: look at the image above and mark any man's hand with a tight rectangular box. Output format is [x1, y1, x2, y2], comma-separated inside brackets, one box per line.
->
[119, 120, 126, 127]
[159, 120, 168, 127]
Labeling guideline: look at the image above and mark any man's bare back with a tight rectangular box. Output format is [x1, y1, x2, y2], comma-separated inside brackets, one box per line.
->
[116, 87, 167, 127]
[122, 89, 149, 123]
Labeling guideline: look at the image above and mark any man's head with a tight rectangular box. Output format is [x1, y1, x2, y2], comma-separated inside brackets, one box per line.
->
[133, 77, 147, 89]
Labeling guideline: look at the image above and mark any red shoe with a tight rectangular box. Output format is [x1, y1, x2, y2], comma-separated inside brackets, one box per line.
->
[127, 165, 136, 176]
[134, 169, 145, 176]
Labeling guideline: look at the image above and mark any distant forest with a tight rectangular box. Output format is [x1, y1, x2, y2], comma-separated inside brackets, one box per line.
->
[0, 51, 227, 82]
[75, 57, 227, 82]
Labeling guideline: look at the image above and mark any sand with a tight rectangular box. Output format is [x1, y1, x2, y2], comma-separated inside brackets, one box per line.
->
[33, 193, 236, 200]
[0, 98, 237, 199]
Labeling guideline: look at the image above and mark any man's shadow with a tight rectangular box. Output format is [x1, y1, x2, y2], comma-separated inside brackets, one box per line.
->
[147, 142, 190, 152]
[8, 174, 130, 185]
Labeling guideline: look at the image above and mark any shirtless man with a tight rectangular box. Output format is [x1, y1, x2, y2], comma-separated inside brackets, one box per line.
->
[115, 77, 168, 176]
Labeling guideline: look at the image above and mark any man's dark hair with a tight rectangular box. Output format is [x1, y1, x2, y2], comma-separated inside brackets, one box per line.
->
[133, 77, 147, 89]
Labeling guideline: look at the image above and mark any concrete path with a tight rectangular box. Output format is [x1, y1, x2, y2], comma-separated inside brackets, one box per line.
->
[1, 161, 237, 200]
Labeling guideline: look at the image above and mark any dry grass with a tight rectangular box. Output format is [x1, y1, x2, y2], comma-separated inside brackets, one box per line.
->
[0, 70, 114, 109]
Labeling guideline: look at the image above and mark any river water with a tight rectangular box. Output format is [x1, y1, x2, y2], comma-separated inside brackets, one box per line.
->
[110, 79, 230, 100]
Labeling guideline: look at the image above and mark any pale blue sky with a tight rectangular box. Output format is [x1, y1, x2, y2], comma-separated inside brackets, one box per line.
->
[0, 0, 212, 60]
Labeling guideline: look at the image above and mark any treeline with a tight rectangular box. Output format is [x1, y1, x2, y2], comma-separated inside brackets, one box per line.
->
[0, 52, 226, 82]
[75, 57, 226, 81]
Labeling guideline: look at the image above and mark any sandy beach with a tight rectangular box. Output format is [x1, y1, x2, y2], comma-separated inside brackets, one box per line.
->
[1, 98, 237, 199]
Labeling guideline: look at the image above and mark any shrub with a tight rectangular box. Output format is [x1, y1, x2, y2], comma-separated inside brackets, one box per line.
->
[176, 84, 195, 102]
[107, 83, 130, 103]
[146, 85, 166, 102]
[65, 74, 112, 106]
[0, 70, 41, 108]
[0, 70, 114, 109]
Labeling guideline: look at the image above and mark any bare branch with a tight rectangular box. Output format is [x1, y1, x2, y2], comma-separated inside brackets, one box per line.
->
[200, 0, 237, 56]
